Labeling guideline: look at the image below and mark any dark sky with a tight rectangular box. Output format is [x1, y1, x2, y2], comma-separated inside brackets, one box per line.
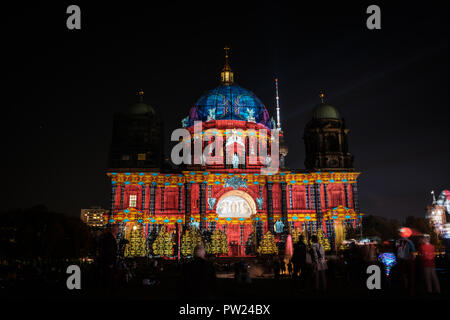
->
[3, 1, 450, 220]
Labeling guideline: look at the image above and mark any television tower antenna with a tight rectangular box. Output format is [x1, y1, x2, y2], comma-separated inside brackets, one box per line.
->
[275, 78, 281, 130]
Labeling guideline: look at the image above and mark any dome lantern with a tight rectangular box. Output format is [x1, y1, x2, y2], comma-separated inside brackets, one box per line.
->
[220, 46, 234, 85]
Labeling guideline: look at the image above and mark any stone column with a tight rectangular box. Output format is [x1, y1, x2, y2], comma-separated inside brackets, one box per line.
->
[352, 182, 360, 213]
[184, 183, 191, 229]
[150, 185, 156, 216]
[141, 184, 146, 211]
[314, 183, 322, 229]
[323, 183, 328, 209]
[119, 184, 125, 210]
[110, 183, 117, 220]
[267, 183, 274, 232]
[281, 183, 288, 232]
[344, 183, 349, 208]
[200, 183, 206, 231]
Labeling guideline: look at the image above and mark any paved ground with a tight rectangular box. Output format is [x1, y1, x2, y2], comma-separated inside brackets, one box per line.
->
[3, 273, 448, 301]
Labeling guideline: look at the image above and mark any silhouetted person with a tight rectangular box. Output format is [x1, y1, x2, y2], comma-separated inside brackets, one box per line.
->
[287, 260, 293, 276]
[181, 245, 216, 300]
[292, 237, 308, 289]
[98, 224, 119, 290]
[311, 235, 327, 292]
[419, 234, 440, 294]
[345, 241, 362, 288]
[396, 233, 416, 296]
[280, 259, 286, 275]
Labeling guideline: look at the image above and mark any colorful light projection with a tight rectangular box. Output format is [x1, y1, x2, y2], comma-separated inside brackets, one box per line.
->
[216, 190, 256, 218]
[378, 253, 396, 276]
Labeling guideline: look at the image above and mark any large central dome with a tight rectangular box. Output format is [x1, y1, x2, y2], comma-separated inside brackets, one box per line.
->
[187, 83, 271, 128]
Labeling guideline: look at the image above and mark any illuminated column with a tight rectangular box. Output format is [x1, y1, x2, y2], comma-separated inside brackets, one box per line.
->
[306, 185, 310, 209]
[324, 183, 329, 209]
[178, 186, 183, 213]
[352, 182, 360, 213]
[281, 183, 288, 232]
[314, 183, 322, 228]
[160, 187, 165, 212]
[288, 185, 293, 210]
[267, 183, 274, 232]
[110, 183, 117, 219]
[120, 184, 125, 210]
[344, 183, 349, 208]
[141, 184, 146, 211]
[184, 183, 191, 228]
[150, 185, 156, 216]
[326, 219, 335, 248]
[200, 183, 206, 231]
[310, 183, 316, 211]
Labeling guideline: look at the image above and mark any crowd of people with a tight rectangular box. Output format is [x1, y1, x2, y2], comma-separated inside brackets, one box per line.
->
[67, 225, 450, 298]
[283, 232, 449, 296]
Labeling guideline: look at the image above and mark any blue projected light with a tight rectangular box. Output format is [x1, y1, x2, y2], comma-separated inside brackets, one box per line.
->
[187, 84, 272, 128]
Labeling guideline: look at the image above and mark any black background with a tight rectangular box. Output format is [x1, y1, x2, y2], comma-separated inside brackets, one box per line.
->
[3, 1, 450, 219]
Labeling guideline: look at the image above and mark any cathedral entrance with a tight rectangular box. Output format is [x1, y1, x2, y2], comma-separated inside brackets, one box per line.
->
[216, 190, 256, 218]
[216, 190, 256, 256]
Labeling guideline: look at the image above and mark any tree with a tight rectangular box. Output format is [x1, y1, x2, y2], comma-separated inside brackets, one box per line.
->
[315, 228, 331, 251]
[181, 227, 204, 257]
[152, 226, 175, 257]
[362, 215, 401, 240]
[124, 224, 147, 257]
[291, 228, 302, 244]
[404, 216, 439, 245]
[257, 232, 278, 255]
[206, 229, 229, 255]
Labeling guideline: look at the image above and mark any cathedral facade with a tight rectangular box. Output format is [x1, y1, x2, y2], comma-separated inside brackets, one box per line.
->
[106, 51, 362, 257]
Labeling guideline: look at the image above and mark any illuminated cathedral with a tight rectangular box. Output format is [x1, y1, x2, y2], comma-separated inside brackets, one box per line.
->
[106, 48, 363, 257]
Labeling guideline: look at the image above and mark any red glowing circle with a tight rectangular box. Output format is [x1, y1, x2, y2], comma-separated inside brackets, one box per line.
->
[399, 227, 412, 238]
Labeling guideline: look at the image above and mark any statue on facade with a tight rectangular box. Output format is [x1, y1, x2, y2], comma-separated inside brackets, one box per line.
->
[181, 116, 189, 128]
[232, 153, 239, 168]
[274, 220, 285, 233]
[207, 108, 216, 121]
[246, 108, 255, 122]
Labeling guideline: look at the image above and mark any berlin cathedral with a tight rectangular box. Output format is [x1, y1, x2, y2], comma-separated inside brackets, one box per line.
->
[106, 49, 362, 257]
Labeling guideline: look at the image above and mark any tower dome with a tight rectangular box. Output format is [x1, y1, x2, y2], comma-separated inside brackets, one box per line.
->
[127, 89, 155, 115]
[311, 103, 340, 120]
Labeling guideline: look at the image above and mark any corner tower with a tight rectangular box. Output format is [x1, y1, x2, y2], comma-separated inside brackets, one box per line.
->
[303, 91, 354, 171]
[109, 90, 164, 169]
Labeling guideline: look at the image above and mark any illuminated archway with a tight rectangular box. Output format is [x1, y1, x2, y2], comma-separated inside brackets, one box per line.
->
[216, 190, 257, 218]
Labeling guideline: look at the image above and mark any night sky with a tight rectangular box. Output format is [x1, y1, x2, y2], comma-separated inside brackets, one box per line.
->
[3, 1, 450, 220]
